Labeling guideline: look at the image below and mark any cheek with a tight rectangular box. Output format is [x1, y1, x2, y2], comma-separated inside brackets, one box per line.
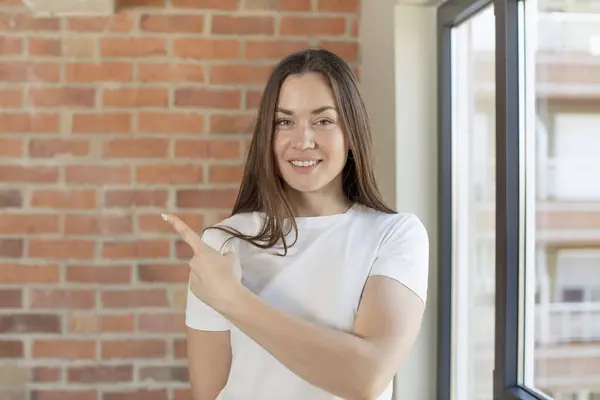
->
[322, 130, 347, 161]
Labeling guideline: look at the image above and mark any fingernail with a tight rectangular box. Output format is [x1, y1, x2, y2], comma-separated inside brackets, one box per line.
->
[160, 213, 168, 221]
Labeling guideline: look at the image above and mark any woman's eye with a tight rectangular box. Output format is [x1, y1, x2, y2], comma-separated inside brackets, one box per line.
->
[316, 119, 332, 125]
[276, 119, 292, 126]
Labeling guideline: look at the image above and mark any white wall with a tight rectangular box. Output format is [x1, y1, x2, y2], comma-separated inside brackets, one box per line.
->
[360, 1, 439, 398]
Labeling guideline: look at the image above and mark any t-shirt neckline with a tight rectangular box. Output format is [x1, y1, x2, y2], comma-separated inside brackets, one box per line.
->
[293, 203, 358, 230]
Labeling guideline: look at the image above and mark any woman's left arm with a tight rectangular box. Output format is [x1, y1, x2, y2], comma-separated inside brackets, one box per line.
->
[216, 275, 425, 400]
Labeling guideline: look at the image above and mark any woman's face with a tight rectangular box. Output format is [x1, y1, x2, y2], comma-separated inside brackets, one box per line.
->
[273, 73, 347, 195]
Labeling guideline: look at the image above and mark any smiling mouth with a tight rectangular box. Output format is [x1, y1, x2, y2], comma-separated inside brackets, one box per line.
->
[289, 160, 322, 167]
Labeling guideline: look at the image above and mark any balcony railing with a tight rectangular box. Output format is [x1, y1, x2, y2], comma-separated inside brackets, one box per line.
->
[535, 301, 600, 345]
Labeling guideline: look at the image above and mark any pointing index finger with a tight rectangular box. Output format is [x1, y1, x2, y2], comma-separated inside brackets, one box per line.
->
[161, 213, 208, 254]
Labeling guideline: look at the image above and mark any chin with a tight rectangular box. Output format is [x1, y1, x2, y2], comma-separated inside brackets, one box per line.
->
[284, 179, 327, 193]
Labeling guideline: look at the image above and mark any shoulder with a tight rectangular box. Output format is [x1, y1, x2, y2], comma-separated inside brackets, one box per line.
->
[354, 205, 429, 246]
[201, 212, 263, 253]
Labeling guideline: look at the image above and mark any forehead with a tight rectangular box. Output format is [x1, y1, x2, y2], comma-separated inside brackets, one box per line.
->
[277, 73, 336, 110]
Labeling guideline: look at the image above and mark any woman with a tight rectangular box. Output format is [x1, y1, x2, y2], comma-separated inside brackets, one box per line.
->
[162, 49, 429, 400]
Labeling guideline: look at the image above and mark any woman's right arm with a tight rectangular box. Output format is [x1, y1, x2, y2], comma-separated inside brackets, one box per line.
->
[187, 328, 232, 400]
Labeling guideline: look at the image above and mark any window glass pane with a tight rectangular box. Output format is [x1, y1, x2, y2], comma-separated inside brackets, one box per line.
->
[450, 6, 496, 400]
[524, 0, 600, 396]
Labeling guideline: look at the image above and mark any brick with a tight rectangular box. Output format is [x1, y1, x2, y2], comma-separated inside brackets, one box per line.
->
[101, 315, 134, 332]
[100, 38, 166, 58]
[65, 215, 133, 235]
[0, 37, 23, 56]
[317, 0, 359, 12]
[103, 389, 168, 400]
[67, 15, 134, 32]
[173, 388, 192, 400]
[72, 113, 132, 134]
[244, 0, 311, 10]
[171, 288, 187, 308]
[246, 90, 263, 109]
[32, 340, 96, 359]
[138, 313, 185, 332]
[280, 16, 346, 36]
[29, 139, 90, 158]
[103, 88, 169, 108]
[28, 87, 95, 108]
[0, 239, 23, 258]
[0, 391, 26, 400]
[101, 289, 168, 308]
[31, 189, 97, 209]
[0, 14, 60, 31]
[65, 165, 131, 184]
[138, 63, 205, 83]
[173, 38, 240, 59]
[32, 367, 61, 382]
[0, 289, 21, 308]
[0, 113, 60, 134]
[30, 289, 95, 310]
[61, 38, 96, 58]
[137, 263, 189, 283]
[0, 166, 58, 183]
[139, 365, 188, 382]
[0, 88, 22, 108]
[0, 138, 23, 157]
[0, 341, 23, 358]
[120, 0, 166, 7]
[174, 139, 242, 159]
[67, 365, 133, 383]
[177, 189, 238, 209]
[28, 37, 61, 57]
[28, 239, 96, 260]
[0, 62, 60, 82]
[136, 164, 204, 184]
[318, 40, 359, 62]
[138, 213, 203, 234]
[141, 14, 204, 33]
[245, 40, 310, 60]
[67, 314, 135, 333]
[173, 338, 187, 358]
[104, 189, 168, 208]
[172, 0, 239, 8]
[103, 138, 168, 158]
[101, 340, 167, 359]
[209, 65, 272, 85]
[0, 264, 60, 283]
[66, 265, 132, 284]
[209, 165, 245, 183]
[209, 113, 255, 134]
[0, 189, 22, 208]
[30, 390, 96, 400]
[66, 62, 133, 83]
[138, 112, 204, 134]
[102, 240, 170, 259]
[0, 314, 61, 333]
[212, 15, 274, 35]
[0, 214, 60, 234]
[175, 88, 241, 109]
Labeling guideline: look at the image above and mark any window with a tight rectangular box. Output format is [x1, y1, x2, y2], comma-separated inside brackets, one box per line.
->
[438, 0, 600, 398]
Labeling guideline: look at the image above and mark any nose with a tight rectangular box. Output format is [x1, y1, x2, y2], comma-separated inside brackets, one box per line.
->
[291, 122, 315, 150]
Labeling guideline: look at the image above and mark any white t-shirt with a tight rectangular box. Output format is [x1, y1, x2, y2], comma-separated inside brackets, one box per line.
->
[185, 203, 430, 400]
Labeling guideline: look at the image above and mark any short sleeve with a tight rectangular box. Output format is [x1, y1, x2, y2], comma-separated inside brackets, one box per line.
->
[368, 214, 430, 304]
[185, 228, 233, 332]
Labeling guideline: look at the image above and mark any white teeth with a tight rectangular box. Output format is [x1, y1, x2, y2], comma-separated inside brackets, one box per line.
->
[290, 160, 319, 167]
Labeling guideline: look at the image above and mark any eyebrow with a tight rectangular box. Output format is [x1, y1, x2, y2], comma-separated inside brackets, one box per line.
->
[276, 106, 337, 115]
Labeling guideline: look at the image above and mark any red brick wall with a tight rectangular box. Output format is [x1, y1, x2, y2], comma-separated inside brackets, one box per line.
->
[0, 0, 359, 399]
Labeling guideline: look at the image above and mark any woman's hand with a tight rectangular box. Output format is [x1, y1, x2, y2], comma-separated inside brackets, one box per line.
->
[161, 213, 242, 310]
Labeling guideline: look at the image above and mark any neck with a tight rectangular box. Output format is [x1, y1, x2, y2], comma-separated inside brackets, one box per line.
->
[285, 186, 352, 217]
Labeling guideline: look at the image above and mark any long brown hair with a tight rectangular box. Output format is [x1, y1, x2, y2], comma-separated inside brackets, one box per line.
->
[208, 48, 395, 255]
